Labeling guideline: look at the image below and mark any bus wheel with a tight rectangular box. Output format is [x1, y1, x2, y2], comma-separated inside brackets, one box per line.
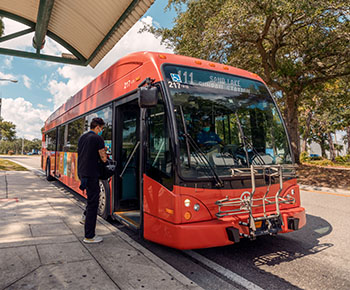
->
[98, 180, 110, 220]
[45, 160, 55, 181]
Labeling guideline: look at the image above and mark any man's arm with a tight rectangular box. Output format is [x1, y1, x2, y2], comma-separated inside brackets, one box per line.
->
[99, 148, 107, 163]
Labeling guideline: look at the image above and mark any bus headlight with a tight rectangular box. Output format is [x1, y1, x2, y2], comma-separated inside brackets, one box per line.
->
[184, 199, 191, 207]
[194, 203, 200, 211]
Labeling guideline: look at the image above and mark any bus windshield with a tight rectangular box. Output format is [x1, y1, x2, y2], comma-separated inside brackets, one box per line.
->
[163, 65, 292, 179]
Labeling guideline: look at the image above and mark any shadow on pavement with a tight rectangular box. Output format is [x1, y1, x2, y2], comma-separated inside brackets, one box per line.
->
[193, 214, 333, 290]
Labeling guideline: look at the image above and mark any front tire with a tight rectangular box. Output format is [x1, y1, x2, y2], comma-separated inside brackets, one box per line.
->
[98, 180, 110, 220]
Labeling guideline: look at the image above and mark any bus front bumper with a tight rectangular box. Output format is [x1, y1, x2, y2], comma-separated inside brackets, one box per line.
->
[144, 207, 306, 250]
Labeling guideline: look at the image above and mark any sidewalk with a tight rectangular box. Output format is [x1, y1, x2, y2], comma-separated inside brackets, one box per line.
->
[0, 170, 201, 290]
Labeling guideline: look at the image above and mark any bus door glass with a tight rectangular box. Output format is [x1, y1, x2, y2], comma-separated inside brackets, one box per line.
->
[114, 100, 140, 227]
[45, 129, 57, 175]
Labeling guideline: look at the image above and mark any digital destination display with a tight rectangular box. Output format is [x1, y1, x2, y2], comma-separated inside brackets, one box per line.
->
[163, 65, 267, 95]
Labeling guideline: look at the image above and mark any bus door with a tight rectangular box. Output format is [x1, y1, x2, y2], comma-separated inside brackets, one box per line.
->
[113, 99, 141, 229]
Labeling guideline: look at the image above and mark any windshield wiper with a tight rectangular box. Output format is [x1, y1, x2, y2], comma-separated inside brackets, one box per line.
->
[235, 112, 250, 166]
[234, 112, 266, 165]
[179, 105, 191, 168]
[178, 106, 224, 187]
[242, 135, 266, 165]
[183, 132, 224, 188]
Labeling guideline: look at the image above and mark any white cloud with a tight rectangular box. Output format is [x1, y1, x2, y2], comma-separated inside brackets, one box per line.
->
[2, 18, 32, 50]
[3, 57, 13, 69]
[1, 98, 51, 140]
[2, 18, 68, 57]
[47, 16, 173, 109]
[22, 75, 32, 89]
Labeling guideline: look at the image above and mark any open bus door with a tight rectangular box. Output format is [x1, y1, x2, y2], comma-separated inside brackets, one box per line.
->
[113, 99, 142, 229]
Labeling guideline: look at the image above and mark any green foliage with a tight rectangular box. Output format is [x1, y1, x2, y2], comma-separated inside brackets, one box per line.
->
[150, 0, 350, 163]
[300, 151, 309, 162]
[335, 154, 350, 164]
[0, 117, 16, 141]
[309, 159, 335, 167]
[0, 138, 41, 154]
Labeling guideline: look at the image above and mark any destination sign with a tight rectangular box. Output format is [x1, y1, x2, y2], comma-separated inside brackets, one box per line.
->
[163, 65, 267, 94]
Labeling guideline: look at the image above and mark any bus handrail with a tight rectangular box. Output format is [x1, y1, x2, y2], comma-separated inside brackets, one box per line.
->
[120, 141, 140, 178]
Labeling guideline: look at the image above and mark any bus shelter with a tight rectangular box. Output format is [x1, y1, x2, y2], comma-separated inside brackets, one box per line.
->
[0, 0, 154, 67]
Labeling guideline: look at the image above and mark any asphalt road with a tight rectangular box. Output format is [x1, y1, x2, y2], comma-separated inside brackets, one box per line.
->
[3, 155, 350, 290]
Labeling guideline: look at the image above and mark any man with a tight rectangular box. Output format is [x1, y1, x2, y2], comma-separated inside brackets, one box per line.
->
[197, 117, 224, 150]
[78, 117, 107, 244]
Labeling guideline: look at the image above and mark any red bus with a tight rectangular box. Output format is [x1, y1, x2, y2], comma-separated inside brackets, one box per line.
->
[42, 51, 306, 249]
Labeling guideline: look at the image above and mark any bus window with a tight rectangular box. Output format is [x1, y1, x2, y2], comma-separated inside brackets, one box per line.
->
[86, 106, 112, 154]
[46, 129, 56, 151]
[146, 97, 173, 189]
[57, 125, 68, 152]
[67, 117, 86, 152]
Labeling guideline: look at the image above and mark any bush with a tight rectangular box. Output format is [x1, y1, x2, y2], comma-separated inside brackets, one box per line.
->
[309, 159, 334, 166]
[300, 151, 309, 162]
[335, 156, 345, 163]
[334, 155, 350, 164]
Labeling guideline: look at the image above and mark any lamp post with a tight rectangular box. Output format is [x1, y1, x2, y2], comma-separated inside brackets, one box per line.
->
[0, 78, 18, 83]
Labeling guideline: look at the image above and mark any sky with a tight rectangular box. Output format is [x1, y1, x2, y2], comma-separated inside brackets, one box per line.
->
[0, 1, 178, 140]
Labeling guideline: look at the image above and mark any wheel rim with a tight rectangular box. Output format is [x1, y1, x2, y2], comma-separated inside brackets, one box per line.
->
[98, 181, 106, 215]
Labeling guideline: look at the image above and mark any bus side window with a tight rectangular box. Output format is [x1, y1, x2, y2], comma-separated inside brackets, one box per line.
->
[146, 96, 173, 190]
[85, 106, 113, 154]
[46, 130, 56, 151]
[57, 125, 68, 152]
[67, 117, 85, 152]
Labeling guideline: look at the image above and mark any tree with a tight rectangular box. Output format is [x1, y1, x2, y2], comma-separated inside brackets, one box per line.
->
[0, 117, 16, 141]
[151, 0, 350, 162]
[299, 78, 349, 160]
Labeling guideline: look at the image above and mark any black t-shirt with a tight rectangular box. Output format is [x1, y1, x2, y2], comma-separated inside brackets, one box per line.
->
[77, 131, 105, 178]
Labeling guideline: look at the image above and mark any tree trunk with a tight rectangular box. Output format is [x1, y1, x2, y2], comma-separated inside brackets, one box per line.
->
[320, 138, 327, 158]
[285, 94, 300, 163]
[347, 126, 350, 154]
[327, 132, 335, 161]
[301, 110, 312, 152]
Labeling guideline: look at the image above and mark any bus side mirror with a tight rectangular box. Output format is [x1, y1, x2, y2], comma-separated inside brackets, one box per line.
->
[138, 87, 158, 108]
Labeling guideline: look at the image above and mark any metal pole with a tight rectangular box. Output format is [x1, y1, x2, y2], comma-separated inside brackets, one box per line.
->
[22, 137, 24, 155]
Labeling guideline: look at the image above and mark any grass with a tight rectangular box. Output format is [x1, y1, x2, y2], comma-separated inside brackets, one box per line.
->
[302, 160, 350, 168]
[0, 158, 28, 171]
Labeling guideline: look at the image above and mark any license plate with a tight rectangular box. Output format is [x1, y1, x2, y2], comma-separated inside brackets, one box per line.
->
[255, 221, 262, 228]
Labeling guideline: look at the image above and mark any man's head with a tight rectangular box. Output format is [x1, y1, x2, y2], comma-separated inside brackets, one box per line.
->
[201, 116, 211, 133]
[90, 117, 105, 135]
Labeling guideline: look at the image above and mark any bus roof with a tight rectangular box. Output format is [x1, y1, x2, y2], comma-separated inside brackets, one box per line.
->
[44, 51, 265, 131]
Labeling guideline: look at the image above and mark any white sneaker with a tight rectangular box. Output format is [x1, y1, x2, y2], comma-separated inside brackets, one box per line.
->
[80, 213, 86, 225]
[83, 235, 103, 244]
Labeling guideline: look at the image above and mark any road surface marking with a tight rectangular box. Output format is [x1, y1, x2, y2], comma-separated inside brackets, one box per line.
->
[183, 250, 264, 290]
[301, 188, 350, 197]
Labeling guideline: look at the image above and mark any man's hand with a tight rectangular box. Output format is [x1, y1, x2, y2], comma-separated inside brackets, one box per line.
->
[99, 148, 107, 163]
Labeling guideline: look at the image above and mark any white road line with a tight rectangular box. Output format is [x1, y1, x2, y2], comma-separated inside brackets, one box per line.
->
[183, 250, 264, 290]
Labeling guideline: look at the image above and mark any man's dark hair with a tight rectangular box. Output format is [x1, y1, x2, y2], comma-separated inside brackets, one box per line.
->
[90, 117, 105, 129]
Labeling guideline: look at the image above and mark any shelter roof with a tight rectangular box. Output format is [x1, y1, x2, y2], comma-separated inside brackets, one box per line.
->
[0, 0, 154, 67]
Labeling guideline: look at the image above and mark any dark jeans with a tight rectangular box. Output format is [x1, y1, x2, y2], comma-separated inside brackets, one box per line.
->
[84, 177, 100, 239]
